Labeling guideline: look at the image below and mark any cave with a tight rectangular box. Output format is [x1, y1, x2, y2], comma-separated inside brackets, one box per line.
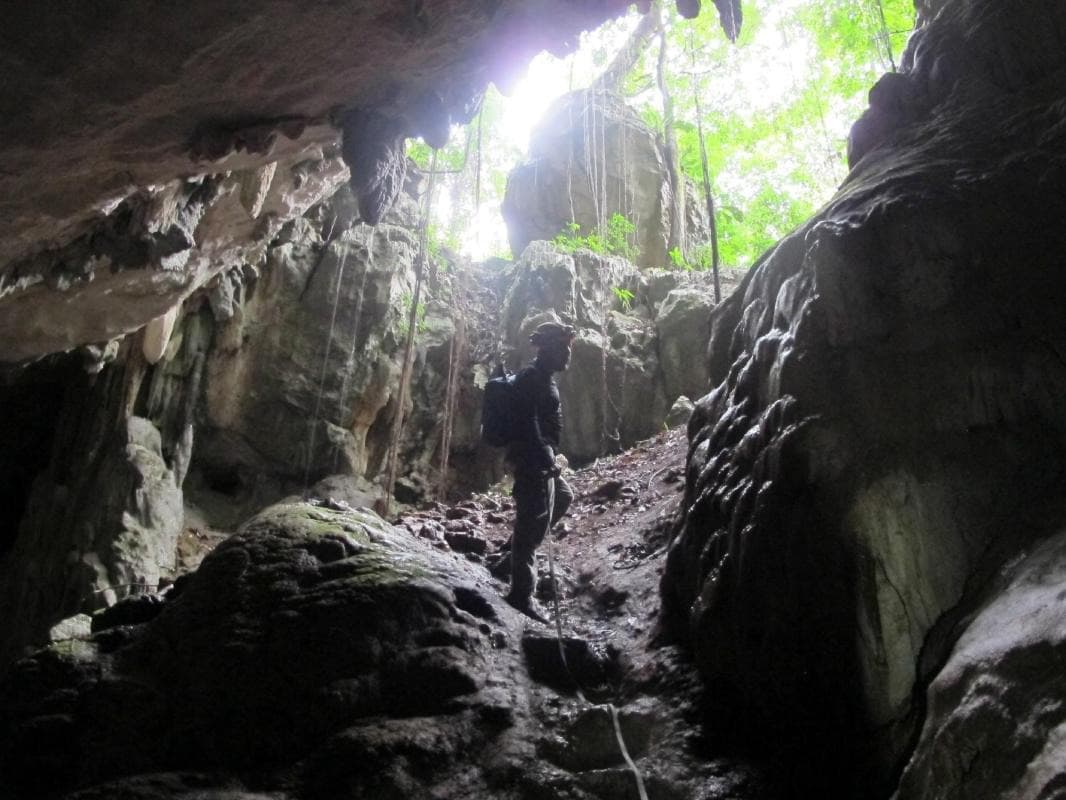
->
[1, 1, 1065, 798]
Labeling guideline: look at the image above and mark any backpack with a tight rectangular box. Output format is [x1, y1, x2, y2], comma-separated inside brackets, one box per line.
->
[481, 364, 519, 447]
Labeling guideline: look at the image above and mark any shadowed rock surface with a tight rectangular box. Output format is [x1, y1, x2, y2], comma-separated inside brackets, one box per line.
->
[662, 0, 1066, 793]
[894, 531, 1066, 800]
[0, 442, 778, 800]
[1, 503, 503, 797]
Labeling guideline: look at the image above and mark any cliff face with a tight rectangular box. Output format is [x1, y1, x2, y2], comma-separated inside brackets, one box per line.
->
[661, 0, 1066, 791]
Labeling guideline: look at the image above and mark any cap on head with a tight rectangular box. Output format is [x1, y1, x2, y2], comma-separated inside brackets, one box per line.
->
[529, 322, 576, 347]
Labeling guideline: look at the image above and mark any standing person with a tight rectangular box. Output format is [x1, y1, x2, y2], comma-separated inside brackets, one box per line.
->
[504, 321, 577, 623]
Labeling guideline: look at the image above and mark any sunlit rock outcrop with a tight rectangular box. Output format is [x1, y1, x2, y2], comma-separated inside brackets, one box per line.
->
[662, 0, 1066, 793]
[502, 89, 709, 269]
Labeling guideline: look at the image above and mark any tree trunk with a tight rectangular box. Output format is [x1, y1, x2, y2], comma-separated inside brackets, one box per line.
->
[592, 5, 660, 94]
[657, 11, 686, 259]
[693, 90, 721, 302]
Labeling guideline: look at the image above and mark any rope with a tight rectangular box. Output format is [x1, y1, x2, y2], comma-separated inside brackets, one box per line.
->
[303, 216, 347, 497]
[437, 270, 466, 499]
[543, 478, 649, 800]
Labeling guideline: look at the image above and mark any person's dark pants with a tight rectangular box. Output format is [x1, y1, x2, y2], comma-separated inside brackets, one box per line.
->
[508, 470, 573, 605]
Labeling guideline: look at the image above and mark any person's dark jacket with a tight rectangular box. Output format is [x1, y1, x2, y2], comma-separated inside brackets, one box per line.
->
[506, 362, 560, 473]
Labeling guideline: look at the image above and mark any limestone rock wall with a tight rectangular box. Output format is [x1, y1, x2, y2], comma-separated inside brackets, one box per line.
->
[498, 240, 734, 464]
[0, 360, 184, 665]
[0, 148, 349, 364]
[502, 89, 710, 269]
[893, 530, 1066, 800]
[662, 0, 1066, 792]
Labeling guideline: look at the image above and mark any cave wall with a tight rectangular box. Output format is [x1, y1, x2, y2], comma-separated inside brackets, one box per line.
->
[662, 0, 1066, 792]
[0, 146, 735, 665]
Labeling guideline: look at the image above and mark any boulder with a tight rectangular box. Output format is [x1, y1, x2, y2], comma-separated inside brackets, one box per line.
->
[665, 395, 694, 429]
[654, 288, 714, 402]
[503, 89, 709, 269]
[894, 532, 1066, 800]
[0, 502, 501, 797]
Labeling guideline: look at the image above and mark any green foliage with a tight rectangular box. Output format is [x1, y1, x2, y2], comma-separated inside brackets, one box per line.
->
[407, 140, 433, 169]
[402, 0, 917, 270]
[611, 286, 635, 311]
[622, 0, 916, 268]
[668, 246, 688, 270]
[552, 213, 640, 261]
[668, 244, 715, 271]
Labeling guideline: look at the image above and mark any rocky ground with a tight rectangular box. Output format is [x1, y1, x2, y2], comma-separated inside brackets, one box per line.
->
[394, 427, 786, 798]
[1, 427, 790, 800]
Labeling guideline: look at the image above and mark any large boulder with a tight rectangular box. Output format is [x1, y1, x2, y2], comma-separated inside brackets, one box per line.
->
[654, 288, 714, 403]
[502, 89, 708, 269]
[662, 0, 1066, 792]
[0, 502, 504, 798]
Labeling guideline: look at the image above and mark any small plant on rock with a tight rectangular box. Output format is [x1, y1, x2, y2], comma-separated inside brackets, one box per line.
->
[552, 213, 640, 261]
[612, 286, 635, 312]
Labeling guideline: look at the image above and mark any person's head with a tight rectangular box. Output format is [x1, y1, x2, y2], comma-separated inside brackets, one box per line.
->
[530, 322, 576, 372]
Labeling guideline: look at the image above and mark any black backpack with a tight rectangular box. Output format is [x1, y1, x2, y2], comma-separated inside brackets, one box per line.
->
[481, 364, 519, 447]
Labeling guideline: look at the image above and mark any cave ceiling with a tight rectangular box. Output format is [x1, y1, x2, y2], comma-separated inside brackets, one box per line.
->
[0, 0, 726, 363]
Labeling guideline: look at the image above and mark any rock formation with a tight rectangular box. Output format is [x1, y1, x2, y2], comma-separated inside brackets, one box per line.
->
[498, 241, 735, 462]
[0, 145, 736, 667]
[0, 2, 651, 364]
[661, 0, 1066, 793]
[502, 88, 710, 269]
[0, 478, 762, 800]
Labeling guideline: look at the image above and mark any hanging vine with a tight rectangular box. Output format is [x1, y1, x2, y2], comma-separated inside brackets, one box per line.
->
[381, 150, 439, 514]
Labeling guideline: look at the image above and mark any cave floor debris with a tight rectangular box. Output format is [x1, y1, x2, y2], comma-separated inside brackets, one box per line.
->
[391, 427, 786, 799]
[172, 427, 785, 798]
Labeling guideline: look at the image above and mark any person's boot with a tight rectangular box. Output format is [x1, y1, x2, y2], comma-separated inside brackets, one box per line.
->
[504, 592, 550, 624]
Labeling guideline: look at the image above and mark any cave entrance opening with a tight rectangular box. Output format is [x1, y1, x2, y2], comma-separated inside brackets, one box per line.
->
[406, 0, 914, 271]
